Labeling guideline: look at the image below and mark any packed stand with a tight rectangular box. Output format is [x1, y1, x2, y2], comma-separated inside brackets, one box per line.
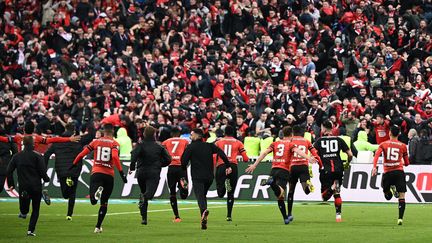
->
[0, 0, 432, 164]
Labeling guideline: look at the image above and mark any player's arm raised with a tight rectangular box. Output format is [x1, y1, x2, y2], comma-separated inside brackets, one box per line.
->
[45, 135, 81, 144]
[372, 146, 383, 176]
[245, 147, 272, 174]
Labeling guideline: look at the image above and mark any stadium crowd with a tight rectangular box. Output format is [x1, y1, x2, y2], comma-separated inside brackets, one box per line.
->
[0, 0, 432, 164]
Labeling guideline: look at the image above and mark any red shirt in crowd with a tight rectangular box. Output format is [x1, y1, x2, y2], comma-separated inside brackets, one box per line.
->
[373, 120, 390, 144]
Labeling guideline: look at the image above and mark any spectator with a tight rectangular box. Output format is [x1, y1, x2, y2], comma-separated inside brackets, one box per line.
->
[353, 131, 379, 152]
[0, 0, 431, 165]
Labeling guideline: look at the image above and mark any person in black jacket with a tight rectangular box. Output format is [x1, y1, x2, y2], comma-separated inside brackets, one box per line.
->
[129, 126, 171, 225]
[181, 128, 232, 230]
[44, 123, 83, 220]
[6, 136, 50, 236]
[0, 128, 17, 194]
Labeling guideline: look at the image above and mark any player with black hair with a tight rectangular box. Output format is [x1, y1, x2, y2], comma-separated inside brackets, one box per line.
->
[6, 136, 50, 236]
[215, 125, 249, 221]
[181, 128, 232, 230]
[287, 125, 322, 222]
[372, 125, 409, 225]
[71, 123, 128, 233]
[43, 123, 83, 220]
[314, 121, 353, 222]
[162, 127, 190, 222]
[246, 126, 317, 224]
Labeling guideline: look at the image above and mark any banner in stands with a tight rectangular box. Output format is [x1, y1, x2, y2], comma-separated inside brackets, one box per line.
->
[2, 160, 432, 203]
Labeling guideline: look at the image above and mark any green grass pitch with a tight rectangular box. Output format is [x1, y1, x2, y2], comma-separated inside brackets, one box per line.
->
[0, 199, 431, 243]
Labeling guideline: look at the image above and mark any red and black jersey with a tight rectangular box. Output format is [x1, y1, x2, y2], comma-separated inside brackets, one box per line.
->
[313, 136, 349, 173]
[373, 139, 409, 173]
[162, 137, 189, 166]
[289, 136, 321, 167]
[73, 137, 122, 177]
[268, 139, 295, 171]
[215, 137, 249, 167]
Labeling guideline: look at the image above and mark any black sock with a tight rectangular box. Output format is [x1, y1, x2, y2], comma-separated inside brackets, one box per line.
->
[304, 186, 311, 195]
[334, 194, 342, 214]
[271, 183, 281, 197]
[227, 194, 234, 218]
[287, 192, 294, 216]
[96, 204, 107, 228]
[140, 199, 149, 221]
[384, 191, 392, 200]
[277, 199, 287, 220]
[398, 199, 405, 219]
[67, 196, 75, 216]
[170, 196, 179, 218]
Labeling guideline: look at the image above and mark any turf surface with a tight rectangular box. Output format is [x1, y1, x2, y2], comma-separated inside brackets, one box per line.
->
[0, 199, 431, 243]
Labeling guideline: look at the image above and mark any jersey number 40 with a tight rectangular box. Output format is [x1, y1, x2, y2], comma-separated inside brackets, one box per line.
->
[321, 140, 338, 153]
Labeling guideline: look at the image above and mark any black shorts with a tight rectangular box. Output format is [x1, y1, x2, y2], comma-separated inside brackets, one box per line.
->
[289, 165, 310, 184]
[59, 176, 78, 199]
[382, 170, 407, 193]
[216, 164, 238, 197]
[90, 173, 114, 205]
[319, 170, 343, 193]
[167, 165, 188, 196]
[137, 169, 160, 200]
[270, 168, 290, 190]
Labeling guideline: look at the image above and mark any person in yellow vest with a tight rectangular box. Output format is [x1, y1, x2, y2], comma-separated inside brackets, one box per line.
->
[354, 131, 379, 152]
[115, 128, 132, 160]
[339, 129, 358, 169]
[244, 130, 261, 159]
[260, 135, 274, 161]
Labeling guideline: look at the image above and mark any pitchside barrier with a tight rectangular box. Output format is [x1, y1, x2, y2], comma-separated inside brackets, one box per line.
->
[1, 152, 432, 203]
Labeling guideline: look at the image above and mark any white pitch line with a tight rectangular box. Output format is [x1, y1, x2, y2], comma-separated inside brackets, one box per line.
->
[0, 204, 262, 217]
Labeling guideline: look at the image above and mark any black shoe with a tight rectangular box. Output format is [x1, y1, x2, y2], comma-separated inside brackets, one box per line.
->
[27, 231, 36, 236]
[201, 210, 209, 230]
[18, 213, 27, 219]
[42, 190, 51, 205]
[141, 219, 147, 225]
[261, 176, 274, 186]
[226, 217, 232, 222]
